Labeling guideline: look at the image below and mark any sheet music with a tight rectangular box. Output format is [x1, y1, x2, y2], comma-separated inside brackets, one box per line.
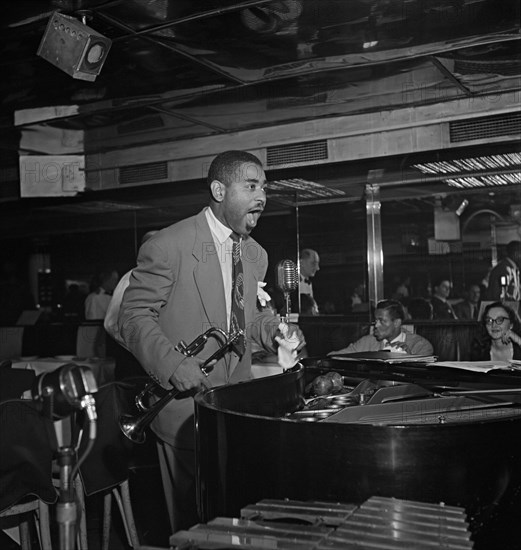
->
[330, 351, 437, 364]
[426, 361, 517, 373]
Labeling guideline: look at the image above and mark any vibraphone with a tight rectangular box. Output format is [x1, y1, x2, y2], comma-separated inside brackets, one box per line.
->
[169, 496, 473, 549]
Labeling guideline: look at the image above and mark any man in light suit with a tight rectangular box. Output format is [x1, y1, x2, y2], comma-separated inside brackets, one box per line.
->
[119, 151, 277, 533]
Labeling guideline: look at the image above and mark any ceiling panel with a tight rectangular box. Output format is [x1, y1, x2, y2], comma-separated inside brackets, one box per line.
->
[0, 0, 519, 238]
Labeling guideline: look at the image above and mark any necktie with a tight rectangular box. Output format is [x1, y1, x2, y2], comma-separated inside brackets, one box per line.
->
[230, 233, 245, 356]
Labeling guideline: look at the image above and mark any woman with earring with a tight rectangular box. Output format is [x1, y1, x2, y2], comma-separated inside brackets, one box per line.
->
[470, 301, 521, 361]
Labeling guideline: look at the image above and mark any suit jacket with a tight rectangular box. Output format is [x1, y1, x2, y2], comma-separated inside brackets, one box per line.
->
[430, 296, 457, 320]
[331, 332, 434, 356]
[453, 300, 479, 320]
[118, 209, 268, 447]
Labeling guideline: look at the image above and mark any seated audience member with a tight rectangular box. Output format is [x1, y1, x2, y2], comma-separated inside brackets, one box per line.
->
[329, 299, 433, 356]
[300, 293, 319, 316]
[347, 282, 370, 313]
[350, 282, 365, 307]
[470, 302, 521, 362]
[430, 278, 458, 320]
[454, 283, 481, 320]
[322, 300, 336, 314]
[407, 297, 433, 320]
[85, 269, 119, 320]
[392, 275, 411, 302]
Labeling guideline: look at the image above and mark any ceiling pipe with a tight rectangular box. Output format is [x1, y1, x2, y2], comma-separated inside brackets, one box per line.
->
[461, 209, 505, 233]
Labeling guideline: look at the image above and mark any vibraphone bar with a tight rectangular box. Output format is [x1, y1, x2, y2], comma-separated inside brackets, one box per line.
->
[169, 496, 473, 549]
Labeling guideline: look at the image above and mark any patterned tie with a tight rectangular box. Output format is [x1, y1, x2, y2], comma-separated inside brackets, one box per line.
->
[230, 233, 245, 356]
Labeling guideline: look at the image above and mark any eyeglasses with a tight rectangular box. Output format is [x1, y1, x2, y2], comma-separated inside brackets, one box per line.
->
[484, 316, 509, 326]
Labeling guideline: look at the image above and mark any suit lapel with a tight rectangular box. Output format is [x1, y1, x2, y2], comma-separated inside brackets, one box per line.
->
[192, 210, 227, 329]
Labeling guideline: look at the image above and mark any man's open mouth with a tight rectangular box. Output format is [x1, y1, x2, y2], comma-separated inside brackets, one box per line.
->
[246, 208, 263, 227]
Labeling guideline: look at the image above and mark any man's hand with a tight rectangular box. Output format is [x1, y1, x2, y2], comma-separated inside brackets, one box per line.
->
[389, 342, 410, 354]
[282, 323, 306, 353]
[275, 322, 302, 369]
[169, 356, 212, 392]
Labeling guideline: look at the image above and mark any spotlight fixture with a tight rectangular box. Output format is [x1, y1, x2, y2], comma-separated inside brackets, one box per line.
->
[37, 11, 111, 81]
[455, 199, 469, 217]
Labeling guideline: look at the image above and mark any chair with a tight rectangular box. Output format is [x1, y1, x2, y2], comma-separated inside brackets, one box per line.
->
[0, 366, 36, 401]
[0, 326, 24, 360]
[0, 399, 58, 550]
[75, 380, 144, 549]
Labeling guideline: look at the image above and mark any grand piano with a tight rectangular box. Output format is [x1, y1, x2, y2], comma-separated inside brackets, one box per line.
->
[195, 356, 521, 549]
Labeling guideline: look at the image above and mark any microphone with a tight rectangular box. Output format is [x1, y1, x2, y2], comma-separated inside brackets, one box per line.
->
[32, 363, 98, 420]
[276, 259, 298, 322]
[276, 259, 298, 293]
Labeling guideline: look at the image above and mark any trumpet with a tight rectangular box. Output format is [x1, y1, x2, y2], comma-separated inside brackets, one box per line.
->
[119, 327, 242, 444]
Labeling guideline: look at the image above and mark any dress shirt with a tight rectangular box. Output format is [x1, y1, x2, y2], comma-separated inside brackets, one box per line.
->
[299, 274, 313, 297]
[205, 207, 236, 328]
[85, 288, 112, 320]
[382, 332, 407, 353]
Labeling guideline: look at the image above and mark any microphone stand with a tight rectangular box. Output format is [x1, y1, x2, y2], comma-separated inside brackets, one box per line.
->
[41, 386, 98, 550]
[282, 291, 292, 324]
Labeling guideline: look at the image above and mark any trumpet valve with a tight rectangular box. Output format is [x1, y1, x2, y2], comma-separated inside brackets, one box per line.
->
[175, 340, 189, 354]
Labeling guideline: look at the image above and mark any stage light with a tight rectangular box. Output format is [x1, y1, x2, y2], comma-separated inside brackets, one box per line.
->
[37, 11, 111, 81]
[455, 199, 469, 216]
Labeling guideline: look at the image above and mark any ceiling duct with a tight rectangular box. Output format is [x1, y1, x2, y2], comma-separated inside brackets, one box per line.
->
[266, 140, 328, 167]
[450, 112, 521, 143]
[119, 161, 168, 185]
[82, 93, 520, 190]
[455, 58, 521, 76]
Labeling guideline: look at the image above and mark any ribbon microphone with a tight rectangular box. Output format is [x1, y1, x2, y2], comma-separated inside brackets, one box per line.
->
[276, 259, 298, 323]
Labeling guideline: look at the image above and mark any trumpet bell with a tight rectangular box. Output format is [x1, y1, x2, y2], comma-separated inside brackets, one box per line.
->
[118, 327, 242, 445]
[119, 413, 147, 444]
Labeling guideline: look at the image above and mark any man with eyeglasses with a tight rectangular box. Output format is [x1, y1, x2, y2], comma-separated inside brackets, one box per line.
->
[328, 299, 433, 356]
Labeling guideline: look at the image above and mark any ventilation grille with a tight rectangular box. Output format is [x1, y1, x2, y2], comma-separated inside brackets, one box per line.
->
[119, 162, 168, 185]
[455, 58, 521, 76]
[117, 115, 165, 135]
[450, 112, 521, 143]
[266, 140, 328, 166]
